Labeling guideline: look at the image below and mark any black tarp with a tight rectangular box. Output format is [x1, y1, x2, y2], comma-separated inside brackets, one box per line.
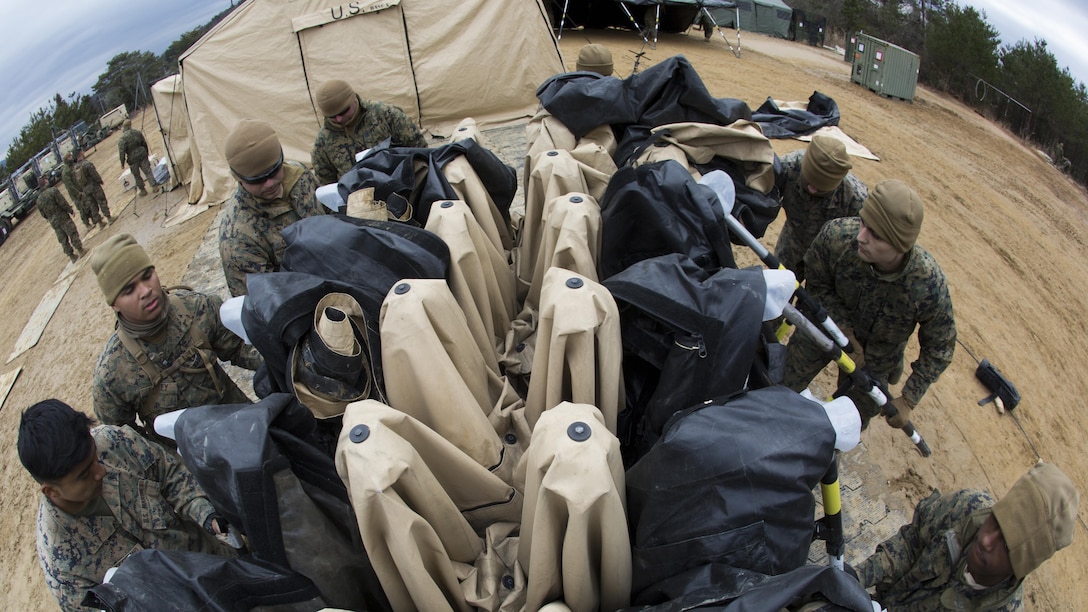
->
[338, 138, 516, 228]
[615, 128, 782, 239]
[626, 386, 837, 596]
[605, 254, 768, 460]
[281, 215, 450, 312]
[751, 91, 840, 138]
[241, 272, 384, 401]
[599, 161, 736, 279]
[83, 550, 324, 612]
[174, 395, 389, 611]
[240, 216, 449, 398]
[536, 55, 751, 142]
[624, 563, 875, 611]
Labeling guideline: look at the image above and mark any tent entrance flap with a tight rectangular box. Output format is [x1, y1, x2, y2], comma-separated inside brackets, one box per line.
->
[294, 3, 421, 126]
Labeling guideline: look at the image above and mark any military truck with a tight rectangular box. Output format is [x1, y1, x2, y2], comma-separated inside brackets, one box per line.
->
[0, 161, 42, 247]
[98, 104, 129, 131]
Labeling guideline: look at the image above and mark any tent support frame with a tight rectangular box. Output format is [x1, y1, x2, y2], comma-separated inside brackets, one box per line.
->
[699, 5, 741, 58]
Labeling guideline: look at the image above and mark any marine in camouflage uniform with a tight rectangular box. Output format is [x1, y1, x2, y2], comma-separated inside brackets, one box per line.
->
[311, 79, 426, 185]
[117, 121, 155, 194]
[858, 489, 1022, 611]
[774, 137, 868, 281]
[782, 211, 955, 427]
[36, 176, 85, 261]
[34, 424, 235, 611]
[220, 119, 328, 296]
[92, 289, 263, 432]
[858, 462, 1078, 612]
[60, 155, 97, 229]
[218, 161, 325, 296]
[76, 156, 113, 225]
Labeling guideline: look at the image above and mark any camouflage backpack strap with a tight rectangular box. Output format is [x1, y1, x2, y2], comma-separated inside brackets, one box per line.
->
[166, 290, 226, 399]
[115, 325, 166, 418]
[114, 289, 226, 418]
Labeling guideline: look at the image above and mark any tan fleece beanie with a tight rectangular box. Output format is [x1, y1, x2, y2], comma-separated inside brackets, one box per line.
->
[859, 179, 924, 253]
[316, 79, 356, 117]
[800, 135, 852, 194]
[224, 119, 282, 179]
[992, 462, 1079, 580]
[576, 44, 613, 76]
[91, 233, 153, 304]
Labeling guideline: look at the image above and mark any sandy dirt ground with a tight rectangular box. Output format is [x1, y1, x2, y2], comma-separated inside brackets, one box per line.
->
[0, 28, 1085, 610]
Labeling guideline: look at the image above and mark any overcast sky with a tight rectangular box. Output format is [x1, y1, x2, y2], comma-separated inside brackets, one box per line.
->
[2, 0, 1086, 159]
[0, 0, 230, 157]
[965, 0, 1088, 89]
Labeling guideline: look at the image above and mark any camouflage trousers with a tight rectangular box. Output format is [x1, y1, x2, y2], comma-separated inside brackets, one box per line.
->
[782, 330, 893, 429]
[83, 185, 112, 222]
[49, 216, 83, 258]
[74, 194, 103, 228]
[130, 157, 154, 190]
[772, 222, 808, 282]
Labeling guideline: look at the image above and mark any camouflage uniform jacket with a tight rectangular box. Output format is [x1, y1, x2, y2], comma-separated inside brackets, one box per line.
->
[218, 162, 326, 296]
[773, 149, 868, 279]
[310, 96, 426, 185]
[803, 217, 956, 404]
[858, 489, 1023, 611]
[117, 128, 149, 166]
[92, 289, 264, 429]
[36, 185, 75, 226]
[76, 159, 105, 191]
[60, 161, 83, 203]
[36, 425, 233, 612]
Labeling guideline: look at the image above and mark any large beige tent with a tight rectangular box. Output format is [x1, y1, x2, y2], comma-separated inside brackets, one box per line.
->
[177, 0, 563, 205]
[150, 75, 200, 195]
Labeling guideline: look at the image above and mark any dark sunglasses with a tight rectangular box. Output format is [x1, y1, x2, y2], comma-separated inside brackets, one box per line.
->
[235, 154, 284, 185]
[327, 105, 352, 120]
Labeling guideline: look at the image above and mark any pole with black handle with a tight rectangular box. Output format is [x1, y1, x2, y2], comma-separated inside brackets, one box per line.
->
[783, 303, 932, 457]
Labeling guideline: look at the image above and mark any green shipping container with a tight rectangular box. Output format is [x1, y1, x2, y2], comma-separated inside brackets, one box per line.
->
[850, 32, 919, 102]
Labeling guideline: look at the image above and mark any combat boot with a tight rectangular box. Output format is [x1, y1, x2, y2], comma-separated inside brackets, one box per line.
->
[99, 219, 108, 229]
[139, 187, 148, 196]
[68, 253, 78, 263]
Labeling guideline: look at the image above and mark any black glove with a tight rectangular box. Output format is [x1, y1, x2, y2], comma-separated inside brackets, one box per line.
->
[203, 513, 227, 535]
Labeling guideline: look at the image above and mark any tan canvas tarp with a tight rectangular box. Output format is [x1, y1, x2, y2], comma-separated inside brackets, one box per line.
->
[177, 0, 563, 206]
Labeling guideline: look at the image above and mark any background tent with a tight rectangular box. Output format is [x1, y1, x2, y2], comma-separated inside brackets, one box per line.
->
[176, 0, 562, 206]
[710, 0, 792, 38]
[550, 0, 729, 35]
[150, 75, 200, 195]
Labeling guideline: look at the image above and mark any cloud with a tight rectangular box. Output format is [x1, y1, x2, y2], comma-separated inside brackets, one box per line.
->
[968, 0, 1088, 86]
[1, 0, 227, 157]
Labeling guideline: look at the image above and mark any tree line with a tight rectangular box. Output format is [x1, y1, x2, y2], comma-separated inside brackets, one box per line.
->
[2, 7, 235, 175]
[790, 0, 1087, 184]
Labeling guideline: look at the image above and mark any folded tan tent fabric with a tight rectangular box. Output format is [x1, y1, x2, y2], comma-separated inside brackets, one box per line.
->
[425, 199, 518, 364]
[379, 278, 529, 484]
[516, 402, 631, 612]
[335, 400, 631, 612]
[525, 268, 624, 435]
[635, 120, 777, 193]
